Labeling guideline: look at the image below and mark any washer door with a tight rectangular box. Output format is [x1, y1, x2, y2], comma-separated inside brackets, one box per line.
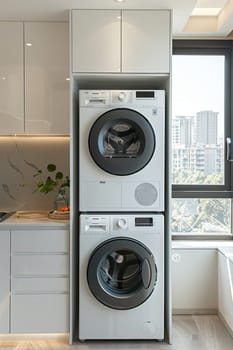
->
[87, 237, 157, 310]
[88, 108, 155, 175]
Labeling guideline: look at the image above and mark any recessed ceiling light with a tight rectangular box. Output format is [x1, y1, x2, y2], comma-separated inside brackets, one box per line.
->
[25, 42, 32, 47]
[115, 0, 125, 3]
[191, 8, 222, 16]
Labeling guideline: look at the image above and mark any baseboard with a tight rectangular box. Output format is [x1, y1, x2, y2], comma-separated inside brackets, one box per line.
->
[0, 333, 69, 342]
[172, 308, 218, 315]
[218, 311, 233, 338]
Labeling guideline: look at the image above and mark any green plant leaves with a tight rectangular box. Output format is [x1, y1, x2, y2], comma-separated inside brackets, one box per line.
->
[37, 176, 57, 194]
[25, 162, 70, 194]
[47, 164, 56, 172]
[55, 172, 63, 180]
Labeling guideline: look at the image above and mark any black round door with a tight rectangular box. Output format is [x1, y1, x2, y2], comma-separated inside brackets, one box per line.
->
[87, 237, 157, 310]
[88, 108, 155, 176]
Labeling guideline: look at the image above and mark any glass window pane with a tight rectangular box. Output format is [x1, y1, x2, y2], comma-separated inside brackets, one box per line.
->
[172, 55, 225, 185]
[172, 198, 231, 235]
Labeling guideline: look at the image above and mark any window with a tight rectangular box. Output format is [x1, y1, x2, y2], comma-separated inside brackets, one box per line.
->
[172, 198, 231, 236]
[172, 41, 233, 237]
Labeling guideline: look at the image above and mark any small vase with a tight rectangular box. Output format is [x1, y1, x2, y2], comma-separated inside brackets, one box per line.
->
[54, 188, 69, 210]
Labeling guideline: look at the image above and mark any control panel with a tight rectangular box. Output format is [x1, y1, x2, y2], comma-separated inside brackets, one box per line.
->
[79, 90, 164, 108]
[81, 214, 163, 235]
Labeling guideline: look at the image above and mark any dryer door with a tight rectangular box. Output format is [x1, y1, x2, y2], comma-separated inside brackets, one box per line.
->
[88, 108, 155, 175]
[87, 237, 157, 310]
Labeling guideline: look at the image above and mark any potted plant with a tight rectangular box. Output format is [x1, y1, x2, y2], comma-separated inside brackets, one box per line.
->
[33, 163, 70, 210]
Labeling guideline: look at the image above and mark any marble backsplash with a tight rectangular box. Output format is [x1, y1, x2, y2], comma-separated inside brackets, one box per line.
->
[0, 137, 69, 211]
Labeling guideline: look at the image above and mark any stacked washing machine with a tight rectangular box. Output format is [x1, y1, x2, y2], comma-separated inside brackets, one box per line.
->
[78, 90, 165, 340]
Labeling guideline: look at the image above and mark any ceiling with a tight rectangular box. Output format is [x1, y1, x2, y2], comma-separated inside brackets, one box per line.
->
[0, 0, 233, 37]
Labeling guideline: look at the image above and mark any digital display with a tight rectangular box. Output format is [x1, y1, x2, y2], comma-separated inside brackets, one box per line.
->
[135, 217, 153, 226]
[136, 91, 155, 98]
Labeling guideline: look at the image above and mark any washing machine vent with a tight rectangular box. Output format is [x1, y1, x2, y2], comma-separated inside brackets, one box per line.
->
[135, 183, 158, 206]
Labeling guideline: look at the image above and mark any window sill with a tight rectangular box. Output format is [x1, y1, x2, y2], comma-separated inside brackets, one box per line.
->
[172, 233, 233, 241]
[172, 240, 233, 250]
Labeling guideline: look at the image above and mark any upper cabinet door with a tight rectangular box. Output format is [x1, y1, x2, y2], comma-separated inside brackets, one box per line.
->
[72, 10, 121, 73]
[25, 22, 69, 134]
[122, 10, 171, 73]
[0, 23, 24, 134]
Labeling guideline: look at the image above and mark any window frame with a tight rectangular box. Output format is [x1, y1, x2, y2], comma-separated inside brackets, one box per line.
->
[172, 40, 233, 199]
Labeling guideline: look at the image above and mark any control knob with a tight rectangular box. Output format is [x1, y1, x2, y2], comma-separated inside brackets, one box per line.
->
[118, 92, 126, 101]
[117, 218, 128, 229]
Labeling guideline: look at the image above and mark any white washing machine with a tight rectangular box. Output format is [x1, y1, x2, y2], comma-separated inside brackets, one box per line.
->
[79, 214, 164, 340]
[79, 90, 165, 212]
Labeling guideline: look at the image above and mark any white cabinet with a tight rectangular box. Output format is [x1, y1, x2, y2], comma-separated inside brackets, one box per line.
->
[72, 9, 170, 74]
[122, 11, 170, 73]
[172, 249, 218, 313]
[11, 294, 68, 333]
[0, 22, 24, 134]
[0, 231, 10, 333]
[11, 229, 69, 334]
[72, 10, 121, 73]
[11, 229, 69, 252]
[25, 22, 69, 134]
[0, 22, 69, 135]
[218, 252, 233, 332]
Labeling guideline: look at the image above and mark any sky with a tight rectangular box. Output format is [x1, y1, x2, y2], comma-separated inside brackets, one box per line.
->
[172, 55, 225, 137]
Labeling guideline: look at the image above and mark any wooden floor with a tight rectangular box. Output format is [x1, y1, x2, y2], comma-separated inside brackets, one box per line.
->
[0, 315, 233, 350]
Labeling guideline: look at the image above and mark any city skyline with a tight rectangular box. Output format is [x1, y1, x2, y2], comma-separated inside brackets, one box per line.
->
[172, 110, 221, 145]
[172, 55, 225, 138]
[172, 110, 224, 184]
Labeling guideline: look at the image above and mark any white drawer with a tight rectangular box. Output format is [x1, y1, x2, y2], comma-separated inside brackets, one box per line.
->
[11, 294, 69, 333]
[12, 277, 69, 293]
[11, 229, 69, 253]
[11, 254, 69, 275]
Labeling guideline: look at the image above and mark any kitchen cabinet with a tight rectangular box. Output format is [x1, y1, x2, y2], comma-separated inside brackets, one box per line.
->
[11, 228, 69, 333]
[72, 9, 171, 74]
[0, 22, 69, 135]
[122, 10, 170, 73]
[25, 22, 69, 134]
[172, 249, 218, 313]
[72, 10, 121, 73]
[218, 252, 233, 333]
[0, 22, 24, 134]
[0, 231, 10, 333]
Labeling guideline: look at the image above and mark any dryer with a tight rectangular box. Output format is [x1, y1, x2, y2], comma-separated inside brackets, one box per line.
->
[79, 90, 165, 212]
[79, 214, 164, 340]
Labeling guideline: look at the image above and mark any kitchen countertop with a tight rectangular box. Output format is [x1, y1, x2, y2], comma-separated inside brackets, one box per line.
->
[0, 211, 69, 230]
